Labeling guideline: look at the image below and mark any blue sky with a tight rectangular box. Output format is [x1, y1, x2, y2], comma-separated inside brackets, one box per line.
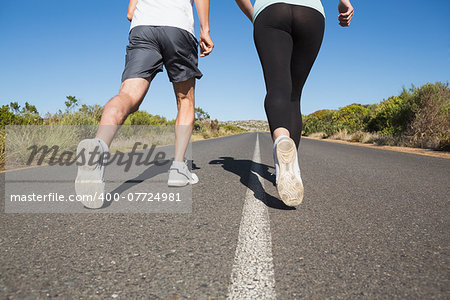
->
[1, 0, 449, 121]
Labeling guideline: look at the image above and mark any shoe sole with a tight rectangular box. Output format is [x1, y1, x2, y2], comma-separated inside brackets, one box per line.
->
[75, 139, 105, 209]
[276, 138, 304, 206]
[168, 180, 189, 187]
[168, 174, 199, 187]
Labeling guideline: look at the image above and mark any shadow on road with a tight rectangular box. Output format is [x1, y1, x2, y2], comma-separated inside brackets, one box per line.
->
[209, 157, 295, 210]
[100, 160, 199, 209]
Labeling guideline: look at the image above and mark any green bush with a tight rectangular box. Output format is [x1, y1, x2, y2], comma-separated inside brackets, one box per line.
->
[303, 82, 449, 150]
[366, 96, 411, 135]
[219, 124, 244, 132]
[124, 111, 169, 126]
[332, 104, 369, 133]
[0, 105, 17, 126]
[303, 105, 369, 136]
[406, 82, 450, 150]
[1, 102, 43, 126]
[303, 110, 337, 136]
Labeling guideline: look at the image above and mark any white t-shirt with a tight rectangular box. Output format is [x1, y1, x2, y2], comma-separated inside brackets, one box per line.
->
[130, 0, 195, 36]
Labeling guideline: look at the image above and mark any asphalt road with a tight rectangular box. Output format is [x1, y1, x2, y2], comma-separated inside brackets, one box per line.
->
[1, 132, 449, 299]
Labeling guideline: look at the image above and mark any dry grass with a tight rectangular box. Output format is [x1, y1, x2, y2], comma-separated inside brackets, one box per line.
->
[194, 120, 246, 140]
[308, 132, 327, 139]
[0, 129, 5, 171]
[4, 125, 81, 169]
[111, 126, 175, 152]
[2, 125, 179, 170]
[329, 129, 383, 144]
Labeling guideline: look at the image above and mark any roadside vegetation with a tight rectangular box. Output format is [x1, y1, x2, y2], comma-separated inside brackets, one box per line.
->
[2, 81, 448, 168]
[0, 98, 245, 169]
[303, 82, 450, 151]
[192, 107, 246, 140]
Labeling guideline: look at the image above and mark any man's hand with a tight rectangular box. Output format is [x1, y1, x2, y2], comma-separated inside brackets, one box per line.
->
[338, 0, 354, 27]
[194, 0, 214, 57]
[127, 0, 138, 22]
[199, 30, 214, 57]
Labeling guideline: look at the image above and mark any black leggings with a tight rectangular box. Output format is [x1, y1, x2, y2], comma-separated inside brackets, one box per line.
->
[254, 3, 325, 148]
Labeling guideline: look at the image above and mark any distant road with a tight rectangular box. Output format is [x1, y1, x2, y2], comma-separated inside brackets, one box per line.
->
[1, 132, 449, 299]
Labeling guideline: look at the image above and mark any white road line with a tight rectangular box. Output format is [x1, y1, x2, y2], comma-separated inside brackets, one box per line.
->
[228, 134, 276, 300]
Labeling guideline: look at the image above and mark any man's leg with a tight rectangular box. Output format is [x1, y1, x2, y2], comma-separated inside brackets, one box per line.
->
[75, 78, 150, 209]
[167, 78, 198, 187]
[96, 77, 151, 146]
[173, 78, 196, 162]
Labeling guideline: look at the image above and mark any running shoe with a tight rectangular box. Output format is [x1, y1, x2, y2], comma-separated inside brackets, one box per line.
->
[75, 138, 108, 209]
[274, 136, 304, 206]
[168, 160, 199, 187]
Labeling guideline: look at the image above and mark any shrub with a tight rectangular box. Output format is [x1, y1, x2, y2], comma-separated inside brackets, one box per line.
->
[194, 119, 226, 138]
[303, 105, 369, 136]
[332, 104, 369, 133]
[0, 105, 17, 126]
[124, 111, 168, 126]
[219, 124, 244, 133]
[1, 102, 43, 126]
[366, 96, 411, 135]
[405, 82, 450, 150]
[303, 110, 337, 136]
[195, 107, 210, 121]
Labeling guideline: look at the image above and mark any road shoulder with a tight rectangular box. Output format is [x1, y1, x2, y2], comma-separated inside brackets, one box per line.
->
[303, 136, 450, 159]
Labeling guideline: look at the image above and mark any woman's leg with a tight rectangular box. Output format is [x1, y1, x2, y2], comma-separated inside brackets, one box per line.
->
[289, 6, 325, 147]
[254, 4, 294, 141]
[254, 4, 324, 148]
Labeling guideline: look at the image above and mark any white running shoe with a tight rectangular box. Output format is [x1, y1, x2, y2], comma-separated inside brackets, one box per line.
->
[75, 138, 109, 209]
[167, 160, 199, 187]
[273, 136, 304, 206]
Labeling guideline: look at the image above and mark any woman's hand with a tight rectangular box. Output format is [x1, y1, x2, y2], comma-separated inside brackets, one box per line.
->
[235, 0, 254, 22]
[338, 0, 354, 27]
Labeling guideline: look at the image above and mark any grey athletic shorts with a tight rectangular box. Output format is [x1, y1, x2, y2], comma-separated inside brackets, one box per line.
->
[122, 26, 203, 83]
